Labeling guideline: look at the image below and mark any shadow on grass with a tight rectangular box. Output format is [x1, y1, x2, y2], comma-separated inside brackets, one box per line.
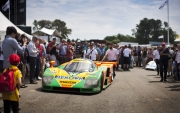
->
[35, 87, 99, 96]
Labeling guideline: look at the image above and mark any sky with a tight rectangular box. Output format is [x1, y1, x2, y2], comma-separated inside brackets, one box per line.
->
[26, 0, 180, 40]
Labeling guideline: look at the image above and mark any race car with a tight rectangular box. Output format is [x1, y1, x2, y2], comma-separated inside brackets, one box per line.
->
[42, 58, 117, 93]
[145, 61, 157, 70]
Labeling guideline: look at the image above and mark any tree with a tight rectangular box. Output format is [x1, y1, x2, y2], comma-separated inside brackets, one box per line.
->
[33, 19, 72, 39]
[132, 18, 177, 44]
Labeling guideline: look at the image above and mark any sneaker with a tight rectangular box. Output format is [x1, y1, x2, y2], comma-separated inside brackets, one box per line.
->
[160, 79, 163, 82]
[38, 77, 42, 80]
[164, 79, 167, 82]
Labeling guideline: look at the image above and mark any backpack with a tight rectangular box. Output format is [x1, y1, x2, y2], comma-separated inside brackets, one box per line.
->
[0, 68, 17, 93]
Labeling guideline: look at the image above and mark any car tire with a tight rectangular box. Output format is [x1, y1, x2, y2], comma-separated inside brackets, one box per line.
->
[100, 73, 104, 92]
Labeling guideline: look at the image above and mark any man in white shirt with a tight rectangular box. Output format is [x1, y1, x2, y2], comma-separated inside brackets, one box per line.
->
[101, 43, 119, 77]
[153, 46, 160, 75]
[86, 43, 98, 61]
[123, 45, 131, 70]
[27, 36, 40, 84]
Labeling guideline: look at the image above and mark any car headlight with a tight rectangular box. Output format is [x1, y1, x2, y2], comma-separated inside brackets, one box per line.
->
[42, 76, 54, 85]
[84, 79, 99, 88]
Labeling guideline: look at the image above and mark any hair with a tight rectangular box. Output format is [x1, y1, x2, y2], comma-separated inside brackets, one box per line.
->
[15, 33, 20, 40]
[21, 34, 26, 39]
[6, 26, 17, 35]
[32, 35, 38, 40]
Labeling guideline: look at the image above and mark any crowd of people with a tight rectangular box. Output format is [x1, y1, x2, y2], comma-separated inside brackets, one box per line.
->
[0, 26, 179, 112]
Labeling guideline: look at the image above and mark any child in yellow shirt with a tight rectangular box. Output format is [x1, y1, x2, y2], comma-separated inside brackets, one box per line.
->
[2, 54, 22, 113]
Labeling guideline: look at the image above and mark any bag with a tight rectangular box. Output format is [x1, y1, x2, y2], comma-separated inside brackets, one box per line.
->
[0, 68, 17, 93]
[87, 49, 95, 59]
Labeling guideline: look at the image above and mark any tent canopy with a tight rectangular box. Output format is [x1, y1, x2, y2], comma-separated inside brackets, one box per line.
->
[33, 27, 62, 38]
[175, 35, 180, 42]
[0, 11, 32, 41]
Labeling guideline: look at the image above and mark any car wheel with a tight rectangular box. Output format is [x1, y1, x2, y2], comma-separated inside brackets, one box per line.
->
[100, 73, 104, 92]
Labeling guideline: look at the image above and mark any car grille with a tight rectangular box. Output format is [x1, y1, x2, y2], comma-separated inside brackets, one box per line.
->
[52, 87, 81, 92]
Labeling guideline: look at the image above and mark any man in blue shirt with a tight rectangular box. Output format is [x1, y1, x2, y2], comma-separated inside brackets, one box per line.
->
[2, 26, 24, 69]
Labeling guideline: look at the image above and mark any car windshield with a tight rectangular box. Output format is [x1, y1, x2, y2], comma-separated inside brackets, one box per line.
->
[64, 62, 92, 72]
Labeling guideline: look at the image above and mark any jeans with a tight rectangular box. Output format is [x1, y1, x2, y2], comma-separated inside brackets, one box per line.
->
[29, 56, 37, 82]
[121, 57, 124, 69]
[160, 59, 168, 80]
[155, 59, 160, 74]
[3, 100, 19, 113]
[35, 57, 41, 79]
[138, 56, 142, 67]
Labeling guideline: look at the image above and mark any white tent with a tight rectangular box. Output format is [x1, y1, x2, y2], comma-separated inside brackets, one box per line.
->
[174, 35, 180, 42]
[33, 27, 62, 38]
[0, 11, 32, 41]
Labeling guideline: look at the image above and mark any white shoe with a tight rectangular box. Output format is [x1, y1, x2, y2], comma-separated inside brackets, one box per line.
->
[38, 77, 42, 80]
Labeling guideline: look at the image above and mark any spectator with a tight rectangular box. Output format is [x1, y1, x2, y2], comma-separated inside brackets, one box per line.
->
[48, 38, 58, 66]
[35, 39, 42, 80]
[133, 46, 138, 66]
[123, 45, 131, 70]
[39, 38, 46, 75]
[101, 43, 118, 77]
[159, 42, 169, 82]
[58, 39, 67, 64]
[66, 44, 73, 61]
[96, 44, 102, 61]
[146, 48, 153, 64]
[2, 54, 22, 113]
[21, 34, 28, 88]
[175, 45, 180, 81]
[75, 40, 83, 58]
[2, 26, 24, 69]
[0, 41, 3, 73]
[167, 47, 174, 77]
[137, 46, 142, 67]
[142, 47, 147, 68]
[27, 35, 40, 84]
[86, 43, 98, 61]
[153, 46, 160, 75]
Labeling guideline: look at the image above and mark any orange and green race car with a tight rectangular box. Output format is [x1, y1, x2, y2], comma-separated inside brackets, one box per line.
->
[42, 58, 117, 93]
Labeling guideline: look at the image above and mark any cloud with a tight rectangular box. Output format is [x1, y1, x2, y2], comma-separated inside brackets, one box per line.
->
[27, 0, 180, 40]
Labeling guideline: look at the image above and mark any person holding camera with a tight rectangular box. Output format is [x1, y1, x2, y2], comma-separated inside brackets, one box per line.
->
[86, 43, 98, 61]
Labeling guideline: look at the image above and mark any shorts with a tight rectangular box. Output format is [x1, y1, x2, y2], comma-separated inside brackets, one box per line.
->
[124, 57, 129, 64]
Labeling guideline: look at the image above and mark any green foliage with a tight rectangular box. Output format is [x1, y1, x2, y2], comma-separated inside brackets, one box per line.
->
[132, 18, 177, 44]
[104, 34, 136, 44]
[33, 19, 72, 39]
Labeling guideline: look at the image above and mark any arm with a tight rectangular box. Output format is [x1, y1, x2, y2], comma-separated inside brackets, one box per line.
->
[11, 39, 24, 54]
[102, 51, 108, 61]
[27, 43, 38, 54]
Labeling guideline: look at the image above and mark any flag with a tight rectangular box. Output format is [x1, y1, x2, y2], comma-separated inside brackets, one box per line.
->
[2, 0, 10, 11]
[159, 0, 168, 9]
[158, 35, 164, 39]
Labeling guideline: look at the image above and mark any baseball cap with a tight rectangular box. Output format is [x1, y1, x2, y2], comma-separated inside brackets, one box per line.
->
[161, 42, 166, 46]
[8, 54, 20, 65]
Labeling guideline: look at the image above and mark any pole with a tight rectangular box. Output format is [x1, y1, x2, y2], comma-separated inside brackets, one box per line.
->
[9, 0, 10, 20]
[167, 0, 169, 45]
